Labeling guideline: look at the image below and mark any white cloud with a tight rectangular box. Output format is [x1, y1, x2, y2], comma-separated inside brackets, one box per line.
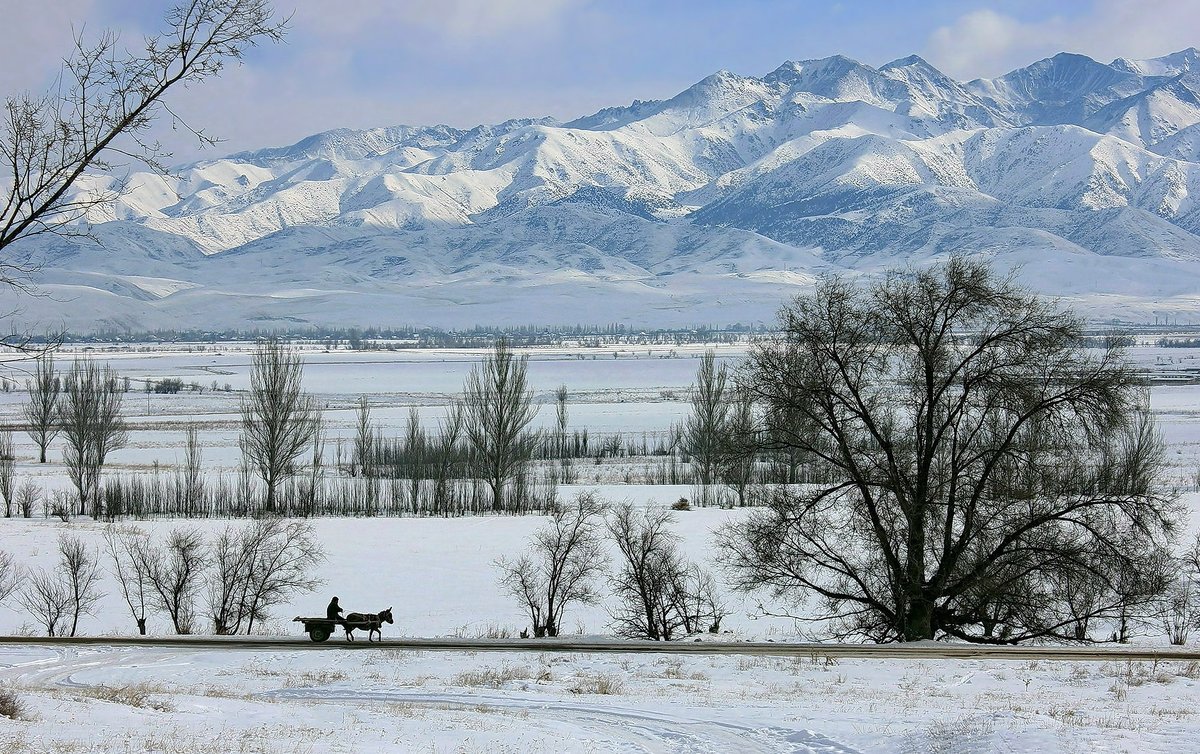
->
[925, 0, 1200, 79]
[288, 0, 586, 42]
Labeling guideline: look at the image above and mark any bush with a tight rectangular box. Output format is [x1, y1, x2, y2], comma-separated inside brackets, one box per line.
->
[0, 688, 27, 720]
[672, 498, 690, 511]
[570, 673, 624, 695]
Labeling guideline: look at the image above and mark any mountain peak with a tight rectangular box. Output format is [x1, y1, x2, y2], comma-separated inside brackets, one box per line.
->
[881, 54, 935, 71]
[1113, 47, 1200, 77]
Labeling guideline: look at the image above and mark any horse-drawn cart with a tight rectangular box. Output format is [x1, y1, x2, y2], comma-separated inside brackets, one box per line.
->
[293, 616, 341, 642]
[294, 608, 393, 642]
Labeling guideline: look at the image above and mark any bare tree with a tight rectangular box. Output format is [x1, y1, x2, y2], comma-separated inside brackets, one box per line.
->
[146, 528, 208, 634]
[22, 354, 59, 463]
[15, 479, 38, 518]
[717, 389, 758, 507]
[432, 400, 465, 512]
[301, 410, 325, 515]
[553, 384, 575, 484]
[554, 384, 569, 454]
[463, 339, 538, 512]
[607, 503, 726, 640]
[181, 426, 204, 514]
[681, 352, 731, 502]
[17, 570, 71, 636]
[58, 360, 128, 517]
[0, 1, 287, 271]
[0, 430, 13, 517]
[208, 525, 254, 635]
[352, 395, 373, 478]
[57, 534, 105, 636]
[239, 340, 318, 513]
[498, 491, 607, 637]
[1158, 535, 1200, 646]
[207, 518, 323, 635]
[0, 549, 21, 604]
[105, 526, 155, 635]
[719, 258, 1179, 643]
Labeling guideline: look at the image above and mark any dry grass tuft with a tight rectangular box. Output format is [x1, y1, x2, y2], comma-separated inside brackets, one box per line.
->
[453, 665, 534, 688]
[570, 673, 625, 695]
[452, 622, 517, 639]
[76, 683, 175, 712]
[0, 688, 28, 721]
[285, 669, 347, 687]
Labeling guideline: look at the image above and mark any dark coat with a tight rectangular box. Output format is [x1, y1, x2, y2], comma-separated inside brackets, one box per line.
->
[326, 597, 343, 621]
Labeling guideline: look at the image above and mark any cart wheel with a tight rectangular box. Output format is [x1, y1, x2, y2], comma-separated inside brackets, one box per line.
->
[309, 626, 330, 642]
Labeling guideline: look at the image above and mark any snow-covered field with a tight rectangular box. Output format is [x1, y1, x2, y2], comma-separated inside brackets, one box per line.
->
[3, 343, 1200, 752]
[4, 640, 1199, 753]
[2, 506, 1200, 752]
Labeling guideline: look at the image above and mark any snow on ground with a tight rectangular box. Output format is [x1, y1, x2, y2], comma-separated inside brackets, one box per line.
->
[2, 641, 1198, 752]
[2, 344, 1200, 751]
[2, 505, 1200, 753]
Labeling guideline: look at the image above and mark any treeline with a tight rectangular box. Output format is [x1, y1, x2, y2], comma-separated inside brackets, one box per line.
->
[1158, 337, 1200, 348]
[46, 322, 761, 349]
[0, 519, 322, 637]
[1, 340, 836, 522]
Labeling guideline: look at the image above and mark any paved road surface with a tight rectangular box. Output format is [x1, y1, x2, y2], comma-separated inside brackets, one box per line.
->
[2, 634, 1198, 661]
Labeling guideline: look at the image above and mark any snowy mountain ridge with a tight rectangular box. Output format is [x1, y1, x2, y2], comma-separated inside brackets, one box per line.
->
[12, 48, 1200, 331]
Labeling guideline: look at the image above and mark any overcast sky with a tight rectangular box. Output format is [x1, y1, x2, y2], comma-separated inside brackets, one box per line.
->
[1, 0, 1197, 163]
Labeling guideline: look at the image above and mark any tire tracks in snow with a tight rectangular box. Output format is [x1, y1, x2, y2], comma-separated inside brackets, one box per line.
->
[265, 686, 862, 754]
[0, 645, 189, 690]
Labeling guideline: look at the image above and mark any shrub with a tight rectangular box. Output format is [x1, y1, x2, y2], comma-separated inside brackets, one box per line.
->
[570, 673, 624, 695]
[0, 688, 27, 720]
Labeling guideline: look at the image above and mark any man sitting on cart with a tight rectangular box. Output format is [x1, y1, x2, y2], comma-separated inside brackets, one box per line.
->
[327, 596, 343, 621]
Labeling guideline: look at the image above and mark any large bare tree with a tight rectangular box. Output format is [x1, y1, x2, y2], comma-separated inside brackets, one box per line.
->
[681, 351, 731, 494]
[57, 534, 104, 637]
[105, 526, 155, 635]
[0, 1, 286, 268]
[719, 257, 1179, 643]
[207, 517, 323, 635]
[146, 528, 209, 635]
[239, 339, 318, 513]
[22, 353, 59, 463]
[498, 491, 607, 637]
[0, 431, 13, 517]
[58, 360, 128, 517]
[608, 503, 727, 640]
[0, 549, 21, 604]
[463, 339, 538, 512]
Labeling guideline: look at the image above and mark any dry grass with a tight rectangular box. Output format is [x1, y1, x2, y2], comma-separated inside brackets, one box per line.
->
[453, 665, 535, 688]
[285, 669, 347, 687]
[452, 622, 518, 639]
[75, 683, 175, 712]
[0, 688, 28, 721]
[569, 673, 625, 695]
[654, 657, 708, 681]
[0, 735, 30, 754]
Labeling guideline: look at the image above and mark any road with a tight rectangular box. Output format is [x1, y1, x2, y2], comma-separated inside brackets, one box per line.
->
[2, 634, 1199, 661]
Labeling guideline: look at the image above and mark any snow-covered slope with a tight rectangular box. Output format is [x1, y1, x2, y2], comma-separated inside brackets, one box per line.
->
[13, 48, 1200, 331]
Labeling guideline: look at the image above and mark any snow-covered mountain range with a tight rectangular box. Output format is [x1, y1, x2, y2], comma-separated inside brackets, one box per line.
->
[13, 48, 1200, 331]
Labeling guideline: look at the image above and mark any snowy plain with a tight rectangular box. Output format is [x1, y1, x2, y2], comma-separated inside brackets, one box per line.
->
[1, 343, 1200, 752]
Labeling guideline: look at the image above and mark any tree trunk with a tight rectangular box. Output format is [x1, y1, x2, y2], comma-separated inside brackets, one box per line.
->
[490, 478, 502, 513]
[902, 593, 935, 641]
[137, 618, 147, 636]
[39, 445, 46, 464]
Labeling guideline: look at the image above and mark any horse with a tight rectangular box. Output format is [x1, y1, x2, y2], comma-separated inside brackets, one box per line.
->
[343, 607, 393, 642]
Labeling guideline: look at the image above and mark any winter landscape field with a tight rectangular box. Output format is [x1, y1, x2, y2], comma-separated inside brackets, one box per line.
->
[0, 342, 1199, 753]
[9, 0, 1200, 752]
